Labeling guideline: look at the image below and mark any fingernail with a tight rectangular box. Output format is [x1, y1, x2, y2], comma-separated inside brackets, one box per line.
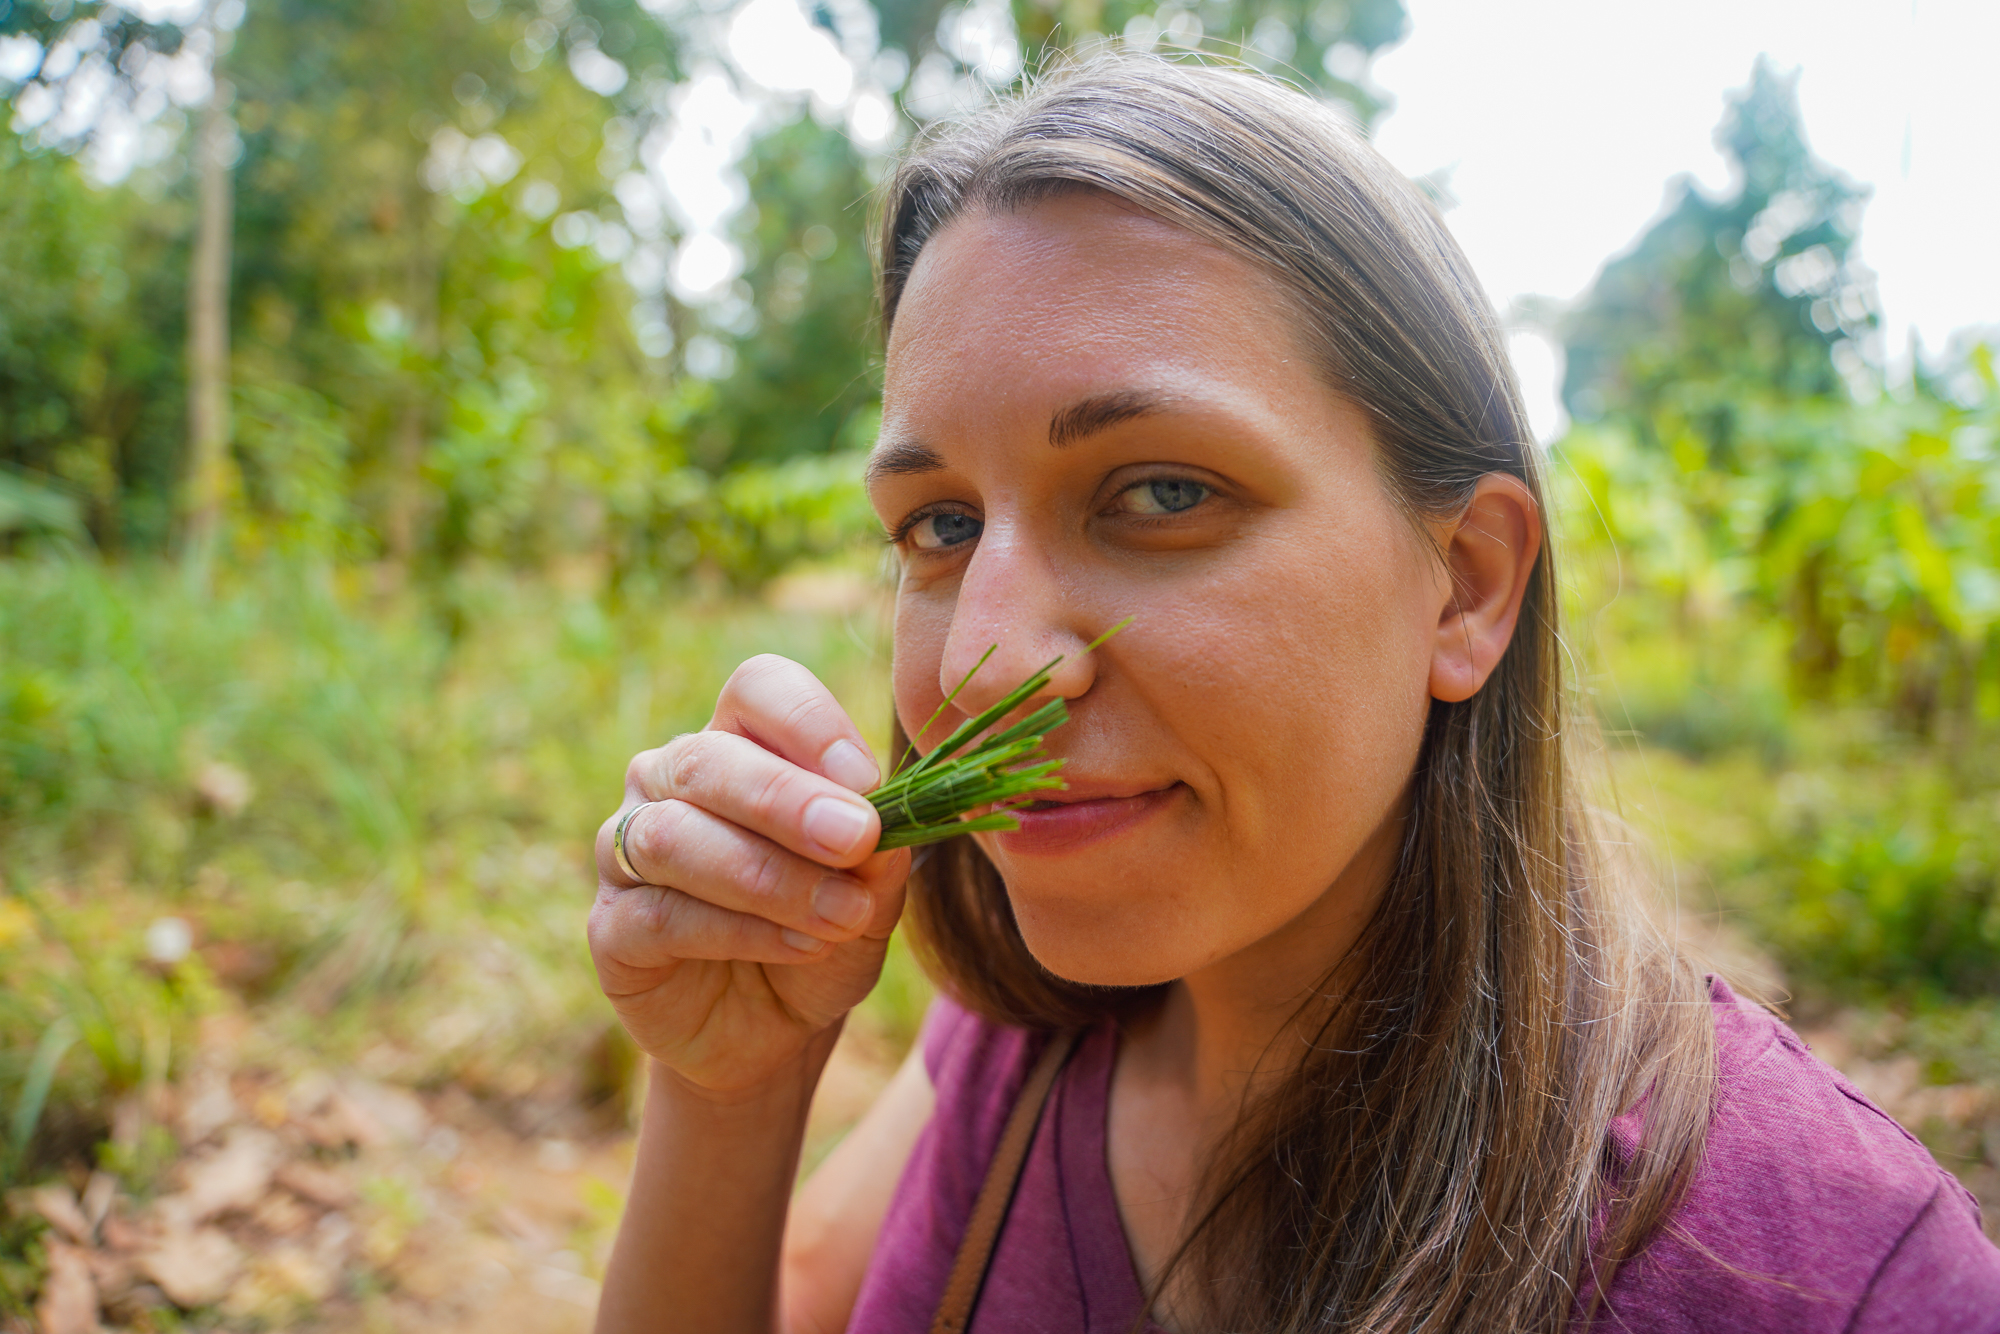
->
[821, 739, 880, 793]
[803, 796, 872, 857]
[781, 929, 826, 954]
[813, 877, 871, 931]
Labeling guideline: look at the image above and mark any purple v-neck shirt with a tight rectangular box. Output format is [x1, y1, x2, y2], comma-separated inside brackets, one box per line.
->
[846, 979, 2000, 1333]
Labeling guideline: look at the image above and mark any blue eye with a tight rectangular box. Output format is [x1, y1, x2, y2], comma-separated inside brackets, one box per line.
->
[908, 512, 982, 550]
[1120, 478, 1210, 515]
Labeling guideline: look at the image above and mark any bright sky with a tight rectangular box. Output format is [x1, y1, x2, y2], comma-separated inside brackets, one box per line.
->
[1371, 0, 2000, 434]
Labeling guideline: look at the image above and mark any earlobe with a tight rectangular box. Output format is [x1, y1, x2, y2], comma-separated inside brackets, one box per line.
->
[1428, 474, 1542, 704]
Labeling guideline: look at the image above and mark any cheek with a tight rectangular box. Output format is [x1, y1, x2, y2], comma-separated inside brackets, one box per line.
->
[890, 592, 951, 743]
[1246, 522, 1439, 798]
[1121, 519, 1437, 916]
[1142, 517, 1439, 775]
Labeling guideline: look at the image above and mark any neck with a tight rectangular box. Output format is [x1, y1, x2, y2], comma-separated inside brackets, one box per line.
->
[1106, 799, 1408, 1317]
[1123, 800, 1405, 1132]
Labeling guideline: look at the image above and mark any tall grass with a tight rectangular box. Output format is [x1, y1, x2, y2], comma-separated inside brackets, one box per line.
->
[0, 556, 925, 1188]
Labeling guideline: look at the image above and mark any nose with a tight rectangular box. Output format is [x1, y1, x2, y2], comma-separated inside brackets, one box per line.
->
[937, 524, 1099, 723]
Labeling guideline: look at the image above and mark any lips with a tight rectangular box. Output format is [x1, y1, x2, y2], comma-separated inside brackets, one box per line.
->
[993, 781, 1184, 855]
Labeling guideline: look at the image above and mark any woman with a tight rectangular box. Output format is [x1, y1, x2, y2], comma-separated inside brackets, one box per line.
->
[587, 56, 2000, 1333]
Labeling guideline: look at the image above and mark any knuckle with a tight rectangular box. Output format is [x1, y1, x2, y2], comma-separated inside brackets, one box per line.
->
[739, 652, 795, 683]
[639, 799, 694, 863]
[743, 761, 798, 828]
[585, 900, 613, 956]
[725, 653, 791, 699]
[590, 888, 655, 961]
[625, 743, 668, 795]
[664, 733, 714, 797]
[622, 806, 659, 870]
[777, 685, 836, 738]
[741, 841, 792, 908]
[636, 885, 681, 939]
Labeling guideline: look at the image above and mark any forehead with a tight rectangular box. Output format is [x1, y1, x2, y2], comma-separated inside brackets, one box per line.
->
[882, 192, 1315, 428]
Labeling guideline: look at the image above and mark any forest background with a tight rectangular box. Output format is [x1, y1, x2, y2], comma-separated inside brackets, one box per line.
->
[1, 0, 1997, 1327]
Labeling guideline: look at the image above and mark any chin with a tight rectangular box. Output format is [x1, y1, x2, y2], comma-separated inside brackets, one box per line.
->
[1006, 889, 1215, 989]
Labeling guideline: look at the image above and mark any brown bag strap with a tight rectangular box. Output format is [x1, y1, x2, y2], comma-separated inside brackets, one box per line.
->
[928, 1028, 1082, 1334]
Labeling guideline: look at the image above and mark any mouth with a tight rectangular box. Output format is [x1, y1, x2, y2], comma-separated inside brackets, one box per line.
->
[992, 780, 1184, 855]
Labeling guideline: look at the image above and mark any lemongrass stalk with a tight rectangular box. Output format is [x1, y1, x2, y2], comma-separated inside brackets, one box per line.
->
[869, 619, 1130, 851]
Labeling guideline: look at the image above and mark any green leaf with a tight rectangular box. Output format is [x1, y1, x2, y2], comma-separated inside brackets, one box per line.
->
[8, 1016, 78, 1172]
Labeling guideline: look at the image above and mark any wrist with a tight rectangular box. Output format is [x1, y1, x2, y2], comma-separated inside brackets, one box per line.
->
[647, 1020, 845, 1124]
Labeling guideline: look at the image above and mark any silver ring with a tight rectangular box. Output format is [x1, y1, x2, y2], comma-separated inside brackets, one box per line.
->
[613, 802, 655, 882]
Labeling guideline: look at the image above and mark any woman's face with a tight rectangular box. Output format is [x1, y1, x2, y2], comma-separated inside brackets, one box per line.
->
[870, 191, 1454, 990]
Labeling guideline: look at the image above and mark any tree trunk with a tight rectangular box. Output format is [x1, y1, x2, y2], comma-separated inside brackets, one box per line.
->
[382, 179, 435, 576]
[183, 71, 235, 586]
[383, 399, 424, 571]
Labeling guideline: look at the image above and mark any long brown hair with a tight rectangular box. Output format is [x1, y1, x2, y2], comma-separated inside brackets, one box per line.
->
[877, 55, 1716, 1333]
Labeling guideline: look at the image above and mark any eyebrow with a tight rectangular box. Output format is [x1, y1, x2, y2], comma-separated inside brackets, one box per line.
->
[865, 389, 1175, 486]
[1048, 389, 1170, 448]
[864, 438, 947, 487]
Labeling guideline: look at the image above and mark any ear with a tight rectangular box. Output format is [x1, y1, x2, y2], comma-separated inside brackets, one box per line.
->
[1429, 473, 1543, 704]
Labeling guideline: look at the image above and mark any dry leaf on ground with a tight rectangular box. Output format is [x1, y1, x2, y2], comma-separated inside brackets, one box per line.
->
[29, 1185, 94, 1247]
[136, 1225, 245, 1308]
[35, 1240, 101, 1334]
[170, 1127, 281, 1223]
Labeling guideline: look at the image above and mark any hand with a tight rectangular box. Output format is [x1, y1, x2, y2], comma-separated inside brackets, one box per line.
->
[589, 655, 910, 1097]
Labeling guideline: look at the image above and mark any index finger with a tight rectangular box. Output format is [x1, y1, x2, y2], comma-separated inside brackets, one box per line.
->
[710, 654, 881, 795]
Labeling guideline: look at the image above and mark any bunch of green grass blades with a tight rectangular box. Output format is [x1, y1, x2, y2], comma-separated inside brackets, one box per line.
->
[869, 619, 1130, 851]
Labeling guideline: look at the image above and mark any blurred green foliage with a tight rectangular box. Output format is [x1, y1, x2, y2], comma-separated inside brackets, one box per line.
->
[1554, 63, 1999, 996]
[0, 0, 1996, 1311]
[0, 556, 907, 1186]
[1001, 0, 1407, 119]
[1561, 372, 2000, 741]
[0, 127, 188, 551]
[1, 0, 1405, 575]
[1770, 766, 1999, 996]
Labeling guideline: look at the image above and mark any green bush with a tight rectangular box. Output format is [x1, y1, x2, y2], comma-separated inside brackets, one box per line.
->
[1759, 766, 2000, 995]
[1556, 348, 2000, 997]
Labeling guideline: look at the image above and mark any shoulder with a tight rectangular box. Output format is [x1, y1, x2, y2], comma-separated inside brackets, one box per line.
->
[922, 989, 1035, 1089]
[847, 994, 1043, 1334]
[916, 991, 1051, 1156]
[1597, 979, 2000, 1333]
